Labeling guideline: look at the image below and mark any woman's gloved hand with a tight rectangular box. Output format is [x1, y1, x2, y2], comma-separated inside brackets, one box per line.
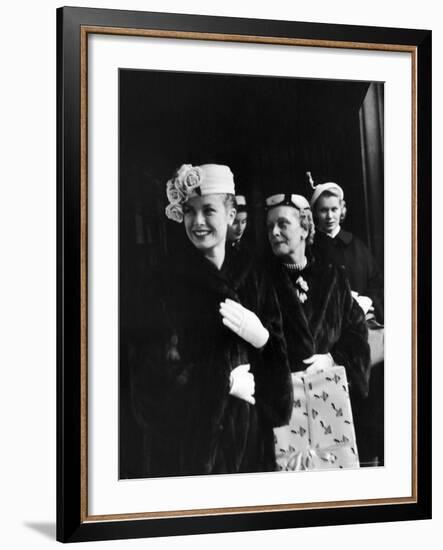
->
[229, 364, 255, 405]
[302, 353, 334, 373]
[219, 299, 269, 349]
[351, 291, 374, 316]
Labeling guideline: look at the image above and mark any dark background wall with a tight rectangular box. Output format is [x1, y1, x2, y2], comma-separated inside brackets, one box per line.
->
[118, 68, 384, 478]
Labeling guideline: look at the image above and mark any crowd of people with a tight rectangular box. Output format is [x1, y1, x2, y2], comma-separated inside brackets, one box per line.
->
[130, 163, 384, 478]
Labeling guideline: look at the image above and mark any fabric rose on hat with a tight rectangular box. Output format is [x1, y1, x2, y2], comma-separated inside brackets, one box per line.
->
[174, 165, 203, 195]
[165, 164, 204, 223]
[164, 163, 235, 223]
[166, 179, 185, 204]
[165, 203, 184, 223]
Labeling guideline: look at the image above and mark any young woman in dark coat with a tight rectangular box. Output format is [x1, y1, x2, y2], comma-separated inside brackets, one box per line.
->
[131, 164, 292, 478]
[265, 192, 371, 468]
[310, 181, 384, 465]
[310, 181, 384, 323]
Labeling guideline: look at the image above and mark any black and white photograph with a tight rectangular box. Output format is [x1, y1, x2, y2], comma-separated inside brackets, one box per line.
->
[118, 69, 385, 480]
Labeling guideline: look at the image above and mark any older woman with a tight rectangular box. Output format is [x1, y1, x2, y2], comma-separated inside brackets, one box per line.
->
[131, 164, 292, 478]
[265, 192, 370, 470]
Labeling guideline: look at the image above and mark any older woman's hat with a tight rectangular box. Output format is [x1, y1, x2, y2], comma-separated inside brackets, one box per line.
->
[263, 165, 312, 211]
[265, 193, 310, 211]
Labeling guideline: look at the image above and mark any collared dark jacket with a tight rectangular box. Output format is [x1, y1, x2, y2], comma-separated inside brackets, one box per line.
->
[269, 257, 371, 400]
[130, 244, 292, 478]
[312, 229, 384, 322]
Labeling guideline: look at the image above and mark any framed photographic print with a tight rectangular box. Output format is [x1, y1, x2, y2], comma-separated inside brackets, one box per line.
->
[57, 6, 432, 543]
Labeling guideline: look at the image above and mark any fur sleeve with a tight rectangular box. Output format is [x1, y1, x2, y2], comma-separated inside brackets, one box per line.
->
[129, 281, 232, 443]
[365, 251, 384, 324]
[330, 273, 371, 399]
[252, 274, 293, 427]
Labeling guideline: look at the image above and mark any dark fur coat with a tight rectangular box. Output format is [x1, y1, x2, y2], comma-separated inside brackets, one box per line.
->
[312, 229, 384, 323]
[130, 244, 293, 478]
[312, 230, 385, 464]
[269, 257, 371, 399]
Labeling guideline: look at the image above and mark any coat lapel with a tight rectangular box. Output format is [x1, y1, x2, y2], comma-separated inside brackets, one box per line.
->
[273, 262, 315, 350]
[273, 259, 339, 354]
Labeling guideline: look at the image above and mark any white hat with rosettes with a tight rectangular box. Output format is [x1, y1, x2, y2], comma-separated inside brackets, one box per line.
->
[165, 163, 235, 222]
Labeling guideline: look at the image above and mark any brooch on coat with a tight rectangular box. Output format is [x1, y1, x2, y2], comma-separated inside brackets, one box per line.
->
[295, 276, 309, 303]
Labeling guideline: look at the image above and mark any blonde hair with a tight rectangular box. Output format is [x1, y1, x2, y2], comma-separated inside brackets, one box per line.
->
[299, 208, 315, 246]
[223, 193, 236, 210]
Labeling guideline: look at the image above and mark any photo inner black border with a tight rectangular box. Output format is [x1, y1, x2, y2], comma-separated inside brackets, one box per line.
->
[118, 68, 384, 480]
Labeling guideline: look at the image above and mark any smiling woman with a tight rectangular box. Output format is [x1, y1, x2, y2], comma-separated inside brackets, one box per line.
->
[183, 193, 236, 269]
[126, 163, 293, 478]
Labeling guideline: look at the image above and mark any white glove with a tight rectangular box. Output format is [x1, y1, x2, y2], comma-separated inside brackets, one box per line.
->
[229, 364, 255, 405]
[351, 291, 374, 316]
[302, 353, 334, 373]
[219, 299, 269, 349]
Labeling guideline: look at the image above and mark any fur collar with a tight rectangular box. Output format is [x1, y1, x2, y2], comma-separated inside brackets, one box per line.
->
[271, 257, 339, 343]
[168, 241, 255, 300]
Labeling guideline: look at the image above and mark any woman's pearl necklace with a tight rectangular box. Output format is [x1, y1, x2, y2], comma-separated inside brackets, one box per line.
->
[283, 256, 307, 271]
